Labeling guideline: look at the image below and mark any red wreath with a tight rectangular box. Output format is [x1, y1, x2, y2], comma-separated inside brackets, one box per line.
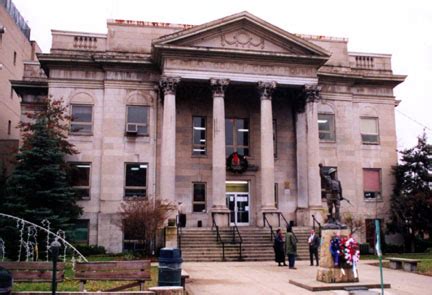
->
[226, 152, 248, 173]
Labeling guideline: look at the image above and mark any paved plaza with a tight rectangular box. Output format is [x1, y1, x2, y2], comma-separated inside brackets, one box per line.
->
[183, 260, 432, 295]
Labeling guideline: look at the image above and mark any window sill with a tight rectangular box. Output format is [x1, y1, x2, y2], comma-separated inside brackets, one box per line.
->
[319, 140, 336, 144]
[364, 198, 384, 203]
[69, 133, 93, 137]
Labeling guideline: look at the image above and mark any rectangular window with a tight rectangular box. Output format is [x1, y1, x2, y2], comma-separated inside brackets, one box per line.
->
[71, 105, 93, 135]
[363, 168, 382, 200]
[125, 163, 147, 198]
[361, 117, 379, 144]
[192, 183, 206, 213]
[192, 116, 206, 155]
[274, 183, 279, 209]
[70, 163, 91, 199]
[226, 118, 249, 157]
[318, 113, 336, 141]
[126, 105, 149, 135]
[68, 220, 89, 245]
[7, 120, 11, 135]
[123, 222, 145, 252]
[13, 51, 17, 65]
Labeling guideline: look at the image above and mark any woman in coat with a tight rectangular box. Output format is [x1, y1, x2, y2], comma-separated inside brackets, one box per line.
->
[285, 226, 297, 269]
[273, 228, 286, 266]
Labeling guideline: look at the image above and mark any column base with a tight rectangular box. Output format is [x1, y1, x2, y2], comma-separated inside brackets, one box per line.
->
[258, 208, 279, 227]
[316, 228, 359, 283]
[210, 207, 230, 228]
[296, 206, 324, 227]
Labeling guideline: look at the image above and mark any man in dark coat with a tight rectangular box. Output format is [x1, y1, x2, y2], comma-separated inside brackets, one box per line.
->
[308, 229, 320, 266]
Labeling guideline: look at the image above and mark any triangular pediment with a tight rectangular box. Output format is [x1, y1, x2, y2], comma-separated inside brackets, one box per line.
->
[153, 11, 330, 58]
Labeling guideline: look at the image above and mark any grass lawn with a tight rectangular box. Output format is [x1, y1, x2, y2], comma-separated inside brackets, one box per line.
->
[13, 256, 159, 292]
[364, 252, 432, 276]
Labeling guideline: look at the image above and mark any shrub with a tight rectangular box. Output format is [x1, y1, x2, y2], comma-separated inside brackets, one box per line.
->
[74, 244, 106, 256]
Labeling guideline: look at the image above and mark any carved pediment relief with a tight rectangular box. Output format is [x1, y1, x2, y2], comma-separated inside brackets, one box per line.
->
[174, 26, 312, 55]
[154, 12, 330, 58]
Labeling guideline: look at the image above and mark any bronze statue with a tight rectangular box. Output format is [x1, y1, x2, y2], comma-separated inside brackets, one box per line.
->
[319, 164, 344, 224]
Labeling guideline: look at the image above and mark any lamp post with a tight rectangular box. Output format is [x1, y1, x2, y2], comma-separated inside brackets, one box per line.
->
[50, 240, 61, 295]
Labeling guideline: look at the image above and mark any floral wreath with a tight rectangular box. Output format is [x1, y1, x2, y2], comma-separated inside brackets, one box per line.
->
[226, 152, 248, 173]
[330, 235, 360, 278]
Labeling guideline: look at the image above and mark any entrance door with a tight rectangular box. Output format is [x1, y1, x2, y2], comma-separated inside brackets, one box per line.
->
[226, 181, 250, 226]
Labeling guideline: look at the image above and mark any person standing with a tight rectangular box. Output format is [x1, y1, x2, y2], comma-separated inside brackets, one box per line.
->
[273, 228, 286, 266]
[308, 229, 320, 266]
[177, 202, 186, 227]
[285, 226, 297, 269]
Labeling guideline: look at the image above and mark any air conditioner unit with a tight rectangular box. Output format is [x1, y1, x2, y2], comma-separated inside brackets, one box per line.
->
[126, 123, 138, 134]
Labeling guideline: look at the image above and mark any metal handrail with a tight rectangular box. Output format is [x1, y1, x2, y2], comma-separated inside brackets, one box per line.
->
[176, 216, 182, 250]
[231, 224, 244, 261]
[211, 213, 226, 261]
[263, 213, 274, 241]
[312, 214, 322, 235]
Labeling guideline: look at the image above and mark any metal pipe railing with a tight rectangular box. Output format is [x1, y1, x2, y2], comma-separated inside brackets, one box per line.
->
[211, 213, 226, 261]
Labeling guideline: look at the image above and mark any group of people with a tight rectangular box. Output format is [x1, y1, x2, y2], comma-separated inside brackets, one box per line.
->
[273, 228, 320, 268]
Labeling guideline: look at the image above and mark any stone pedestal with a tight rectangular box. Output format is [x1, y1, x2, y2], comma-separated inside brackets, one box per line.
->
[316, 228, 359, 283]
[165, 225, 178, 248]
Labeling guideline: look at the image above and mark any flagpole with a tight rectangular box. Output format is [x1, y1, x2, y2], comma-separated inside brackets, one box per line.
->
[375, 219, 384, 294]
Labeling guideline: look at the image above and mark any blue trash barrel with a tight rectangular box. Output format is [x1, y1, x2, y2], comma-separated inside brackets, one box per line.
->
[158, 247, 183, 286]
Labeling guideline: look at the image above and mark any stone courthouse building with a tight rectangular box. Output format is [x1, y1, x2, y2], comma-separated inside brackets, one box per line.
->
[13, 12, 405, 253]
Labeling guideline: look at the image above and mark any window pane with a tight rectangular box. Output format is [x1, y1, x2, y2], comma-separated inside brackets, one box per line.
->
[193, 183, 206, 202]
[125, 163, 147, 187]
[192, 117, 206, 155]
[71, 164, 90, 186]
[127, 106, 148, 124]
[363, 169, 381, 192]
[193, 204, 206, 213]
[318, 114, 335, 141]
[68, 220, 89, 244]
[225, 119, 234, 145]
[71, 123, 92, 133]
[72, 106, 92, 122]
[125, 189, 146, 198]
[361, 118, 378, 134]
[137, 125, 148, 135]
[237, 119, 249, 146]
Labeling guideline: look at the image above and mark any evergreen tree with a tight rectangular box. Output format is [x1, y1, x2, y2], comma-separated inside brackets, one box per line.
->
[389, 132, 432, 252]
[1, 98, 82, 230]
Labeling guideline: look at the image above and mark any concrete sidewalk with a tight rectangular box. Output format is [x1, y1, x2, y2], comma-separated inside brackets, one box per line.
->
[183, 260, 432, 294]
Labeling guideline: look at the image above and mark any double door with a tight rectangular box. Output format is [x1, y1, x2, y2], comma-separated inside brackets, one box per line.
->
[226, 193, 249, 225]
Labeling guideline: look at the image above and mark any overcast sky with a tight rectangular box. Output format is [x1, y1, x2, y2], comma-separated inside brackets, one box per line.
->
[12, 0, 432, 149]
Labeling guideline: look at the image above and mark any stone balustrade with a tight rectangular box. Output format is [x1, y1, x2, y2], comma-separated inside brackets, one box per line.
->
[349, 53, 392, 71]
[51, 30, 107, 52]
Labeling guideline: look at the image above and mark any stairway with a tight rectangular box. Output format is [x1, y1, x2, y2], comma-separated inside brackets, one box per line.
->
[180, 226, 311, 262]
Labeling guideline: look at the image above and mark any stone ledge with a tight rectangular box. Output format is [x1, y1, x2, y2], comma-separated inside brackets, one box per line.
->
[289, 278, 391, 292]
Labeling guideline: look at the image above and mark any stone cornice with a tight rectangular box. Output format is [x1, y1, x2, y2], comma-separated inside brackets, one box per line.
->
[318, 71, 406, 87]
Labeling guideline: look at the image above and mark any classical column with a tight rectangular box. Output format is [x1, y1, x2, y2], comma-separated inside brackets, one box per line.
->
[159, 76, 181, 205]
[258, 81, 278, 222]
[305, 85, 322, 208]
[210, 78, 230, 226]
[295, 84, 322, 225]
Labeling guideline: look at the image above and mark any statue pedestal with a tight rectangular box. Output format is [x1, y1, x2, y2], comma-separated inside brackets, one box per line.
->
[316, 228, 359, 283]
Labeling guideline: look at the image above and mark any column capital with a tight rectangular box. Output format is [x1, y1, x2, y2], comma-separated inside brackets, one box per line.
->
[304, 84, 322, 103]
[295, 84, 322, 113]
[257, 81, 277, 100]
[210, 78, 230, 96]
[159, 76, 181, 95]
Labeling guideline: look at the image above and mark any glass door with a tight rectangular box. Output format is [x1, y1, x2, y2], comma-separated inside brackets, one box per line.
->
[226, 181, 250, 226]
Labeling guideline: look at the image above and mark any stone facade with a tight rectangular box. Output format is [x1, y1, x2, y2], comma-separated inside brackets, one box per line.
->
[14, 12, 405, 253]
